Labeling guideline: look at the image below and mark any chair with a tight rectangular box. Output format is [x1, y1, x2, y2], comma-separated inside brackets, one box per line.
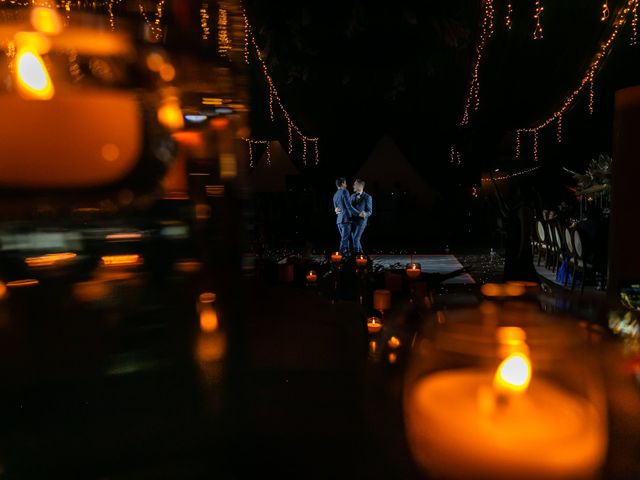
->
[535, 220, 548, 267]
[571, 229, 590, 293]
[563, 227, 575, 287]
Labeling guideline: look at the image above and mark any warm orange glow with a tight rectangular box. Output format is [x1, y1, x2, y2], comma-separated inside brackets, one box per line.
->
[101, 254, 142, 266]
[369, 340, 377, 354]
[330, 252, 343, 263]
[101, 143, 120, 162]
[171, 131, 204, 148]
[174, 259, 202, 273]
[503, 282, 526, 297]
[202, 97, 223, 105]
[406, 263, 421, 279]
[199, 305, 219, 332]
[388, 352, 398, 364]
[25, 252, 76, 267]
[195, 203, 211, 220]
[72, 280, 109, 302]
[158, 97, 184, 131]
[305, 270, 317, 283]
[480, 283, 502, 297]
[388, 336, 401, 349]
[159, 63, 175, 82]
[146, 52, 165, 71]
[199, 292, 217, 304]
[0, 282, 7, 299]
[196, 332, 226, 362]
[356, 254, 367, 267]
[31, 7, 63, 35]
[494, 353, 532, 394]
[14, 32, 52, 54]
[15, 47, 54, 100]
[210, 117, 229, 129]
[7, 279, 39, 288]
[106, 232, 143, 241]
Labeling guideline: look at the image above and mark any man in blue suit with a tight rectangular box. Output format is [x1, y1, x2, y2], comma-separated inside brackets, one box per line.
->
[350, 178, 372, 253]
[333, 177, 360, 257]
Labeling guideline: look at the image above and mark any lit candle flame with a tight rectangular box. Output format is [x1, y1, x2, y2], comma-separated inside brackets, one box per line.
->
[494, 352, 531, 394]
[15, 47, 54, 100]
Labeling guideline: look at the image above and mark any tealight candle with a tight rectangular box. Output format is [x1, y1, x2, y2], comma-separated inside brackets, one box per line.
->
[406, 262, 421, 279]
[305, 270, 318, 284]
[330, 251, 343, 263]
[404, 311, 608, 480]
[356, 254, 367, 267]
[367, 316, 383, 333]
[373, 289, 391, 313]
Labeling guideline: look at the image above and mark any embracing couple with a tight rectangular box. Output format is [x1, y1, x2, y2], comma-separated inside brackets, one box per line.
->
[333, 177, 373, 258]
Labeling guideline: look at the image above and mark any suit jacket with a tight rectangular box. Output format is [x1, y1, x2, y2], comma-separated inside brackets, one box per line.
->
[350, 191, 373, 225]
[333, 188, 359, 224]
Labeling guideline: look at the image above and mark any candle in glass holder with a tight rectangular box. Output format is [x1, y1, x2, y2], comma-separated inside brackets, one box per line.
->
[330, 251, 343, 263]
[356, 254, 367, 268]
[367, 316, 383, 333]
[305, 270, 318, 284]
[373, 289, 391, 312]
[404, 315, 608, 480]
[406, 262, 421, 279]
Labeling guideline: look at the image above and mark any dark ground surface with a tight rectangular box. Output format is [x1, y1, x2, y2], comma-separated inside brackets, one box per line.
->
[0, 248, 638, 479]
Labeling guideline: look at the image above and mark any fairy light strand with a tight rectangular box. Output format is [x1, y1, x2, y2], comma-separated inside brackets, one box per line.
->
[481, 166, 541, 183]
[139, 0, 165, 42]
[515, 130, 521, 158]
[533, 1, 544, 40]
[533, 129, 539, 162]
[200, 3, 210, 40]
[108, 0, 116, 31]
[516, 1, 636, 157]
[602, 1, 610, 21]
[218, 6, 231, 57]
[632, 0, 638, 45]
[243, 10, 319, 165]
[556, 114, 562, 142]
[505, 2, 512, 30]
[449, 146, 462, 165]
[460, 0, 495, 126]
[242, 138, 270, 167]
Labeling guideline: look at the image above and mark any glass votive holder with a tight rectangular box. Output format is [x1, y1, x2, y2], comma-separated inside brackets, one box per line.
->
[403, 306, 608, 480]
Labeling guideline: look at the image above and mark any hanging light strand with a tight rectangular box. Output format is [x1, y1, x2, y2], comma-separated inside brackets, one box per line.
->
[481, 166, 541, 183]
[556, 114, 562, 143]
[139, 0, 165, 42]
[602, 1, 611, 21]
[589, 73, 595, 115]
[533, 1, 544, 39]
[200, 3, 210, 40]
[505, 2, 513, 30]
[460, 0, 495, 126]
[217, 6, 231, 57]
[515, 130, 521, 158]
[517, 2, 635, 139]
[632, 0, 638, 45]
[244, 11, 319, 165]
[533, 129, 539, 162]
[242, 138, 270, 167]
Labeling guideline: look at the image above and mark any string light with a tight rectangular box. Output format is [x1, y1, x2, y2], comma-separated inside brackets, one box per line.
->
[218, 6, 231, 57]
[460, 0, 494, 126]
[515, 130, 521, 159]
[481, 166, 541, 183]
[243, 10, 319, 165]
[242, 138, 270, 167]
[287, 122, 293, 154]
[556, 114, 562, 142]
[449, 146, 462, 165]
[242, 7, 250, 64]
[589, 73, 595, 115]
[516, 1, 636, 157]
[602, 1, 610, 21]
[632, 0, 638, 45]
[533, 0, 544, 40]
[533, 129, 539, 162]
[139, 0, 165, 42]
[108, 0, 116, 31]
[200, 2, 210, 41]
[505, 2, 512, 30]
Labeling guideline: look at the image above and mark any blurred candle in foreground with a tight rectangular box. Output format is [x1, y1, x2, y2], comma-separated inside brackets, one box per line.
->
[404, 332, 607, 479]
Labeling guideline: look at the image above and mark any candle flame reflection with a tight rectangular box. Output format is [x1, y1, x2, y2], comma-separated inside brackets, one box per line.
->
[494, 353, 531, 394]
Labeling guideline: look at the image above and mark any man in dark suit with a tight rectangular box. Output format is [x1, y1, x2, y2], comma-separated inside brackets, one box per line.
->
[350, 178, 372, 253]
[333, 177, 360, 257]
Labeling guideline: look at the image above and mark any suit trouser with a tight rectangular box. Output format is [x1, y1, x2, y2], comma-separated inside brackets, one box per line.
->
[337, 222, 352, 255]
[351, 221, 367, 252]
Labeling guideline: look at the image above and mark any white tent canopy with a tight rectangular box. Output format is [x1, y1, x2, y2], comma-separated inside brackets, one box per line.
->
[248, 140, 300, 193]
[356, 135, 435, 208]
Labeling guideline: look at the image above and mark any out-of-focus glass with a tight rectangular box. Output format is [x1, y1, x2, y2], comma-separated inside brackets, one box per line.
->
[403, 306, 608, 480]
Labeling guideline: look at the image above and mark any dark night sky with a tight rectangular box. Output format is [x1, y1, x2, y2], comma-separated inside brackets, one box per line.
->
[244, 0, 640, 203]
